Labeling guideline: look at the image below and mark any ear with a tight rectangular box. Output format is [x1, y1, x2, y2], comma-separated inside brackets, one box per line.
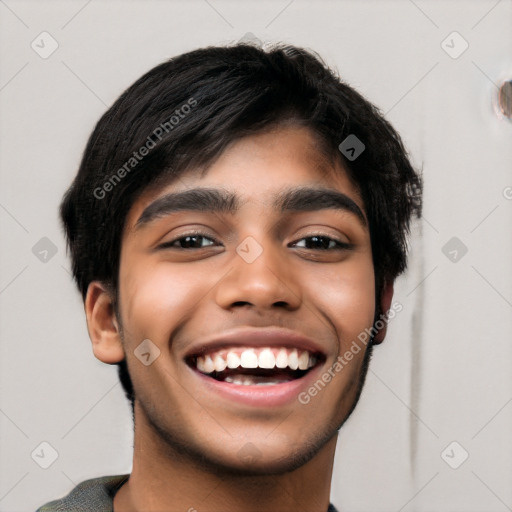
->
[372, 280, 394, 345]
[84, 281, 125, 364]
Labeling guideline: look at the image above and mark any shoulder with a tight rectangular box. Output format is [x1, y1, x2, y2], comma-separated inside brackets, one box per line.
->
[35, 474, 129, 512]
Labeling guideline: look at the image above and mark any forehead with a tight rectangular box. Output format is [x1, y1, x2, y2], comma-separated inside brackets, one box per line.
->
[125, 124, 364, 228]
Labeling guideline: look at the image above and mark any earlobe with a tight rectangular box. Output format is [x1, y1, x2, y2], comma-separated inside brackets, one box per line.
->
[85, 282, 125, 364]
[372, 281, 394, 345]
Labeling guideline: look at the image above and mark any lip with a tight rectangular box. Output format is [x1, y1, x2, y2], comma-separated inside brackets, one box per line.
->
[187, 359, 325, 407]
[182, 326, 328, 407]
[184, 326, 327, 359]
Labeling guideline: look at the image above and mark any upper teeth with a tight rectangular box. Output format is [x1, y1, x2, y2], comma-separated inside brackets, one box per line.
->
[195, 347, 316, 374]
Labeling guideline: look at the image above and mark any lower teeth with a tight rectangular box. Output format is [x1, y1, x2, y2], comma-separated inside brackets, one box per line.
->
[223, 375, 292, 386]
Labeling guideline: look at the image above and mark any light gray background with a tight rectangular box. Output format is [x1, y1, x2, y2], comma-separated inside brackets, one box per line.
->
[1, 0, 511, 510]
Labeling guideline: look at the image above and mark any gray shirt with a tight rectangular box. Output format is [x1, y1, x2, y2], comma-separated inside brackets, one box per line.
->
[36, 474, 340, 511]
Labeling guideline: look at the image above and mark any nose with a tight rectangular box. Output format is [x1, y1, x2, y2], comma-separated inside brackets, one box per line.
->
[214, 235, 302, 312]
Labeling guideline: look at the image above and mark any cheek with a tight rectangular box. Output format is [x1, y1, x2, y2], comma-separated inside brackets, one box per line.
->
[119, 261, 207, 344]
[304, 256, 376, 342]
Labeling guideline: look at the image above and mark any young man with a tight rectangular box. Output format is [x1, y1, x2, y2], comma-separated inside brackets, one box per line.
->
[37, 42, 421, 512]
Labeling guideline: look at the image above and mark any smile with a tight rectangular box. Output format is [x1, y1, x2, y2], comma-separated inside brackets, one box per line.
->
[187, 346, 322, 386]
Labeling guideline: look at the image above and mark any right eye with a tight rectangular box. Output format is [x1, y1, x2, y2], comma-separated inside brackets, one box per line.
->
[159, 232, 221, 250]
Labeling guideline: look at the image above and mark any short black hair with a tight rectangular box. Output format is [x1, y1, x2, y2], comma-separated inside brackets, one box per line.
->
[60, 42, 422, 409]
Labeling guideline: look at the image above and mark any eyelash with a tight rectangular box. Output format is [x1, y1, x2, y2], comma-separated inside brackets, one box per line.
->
[159, 231, 352, 251]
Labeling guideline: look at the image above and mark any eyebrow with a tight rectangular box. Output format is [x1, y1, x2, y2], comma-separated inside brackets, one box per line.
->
[135, 186, 367, 229]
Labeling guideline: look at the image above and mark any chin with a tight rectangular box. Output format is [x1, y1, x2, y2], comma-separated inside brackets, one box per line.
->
[199, 427, 338, 477]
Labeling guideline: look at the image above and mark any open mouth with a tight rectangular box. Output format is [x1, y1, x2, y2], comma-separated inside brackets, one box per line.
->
[186, 347, 324, 386]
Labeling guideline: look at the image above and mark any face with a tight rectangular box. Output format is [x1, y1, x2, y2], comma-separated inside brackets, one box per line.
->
[91, 124, 383, 474]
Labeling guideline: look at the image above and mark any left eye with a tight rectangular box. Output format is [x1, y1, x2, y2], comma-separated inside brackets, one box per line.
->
[291, 235, 350, 251]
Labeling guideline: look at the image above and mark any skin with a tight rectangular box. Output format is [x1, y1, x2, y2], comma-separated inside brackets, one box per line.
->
[85, 124, 393, 512]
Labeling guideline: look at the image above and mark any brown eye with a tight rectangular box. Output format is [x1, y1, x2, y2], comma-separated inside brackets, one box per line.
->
[160, 233, 218, 250]
[291, 235, 351, 251]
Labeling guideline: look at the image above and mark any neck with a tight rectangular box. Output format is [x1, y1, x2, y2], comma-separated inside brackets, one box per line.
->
[114, 406, 337, 512]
